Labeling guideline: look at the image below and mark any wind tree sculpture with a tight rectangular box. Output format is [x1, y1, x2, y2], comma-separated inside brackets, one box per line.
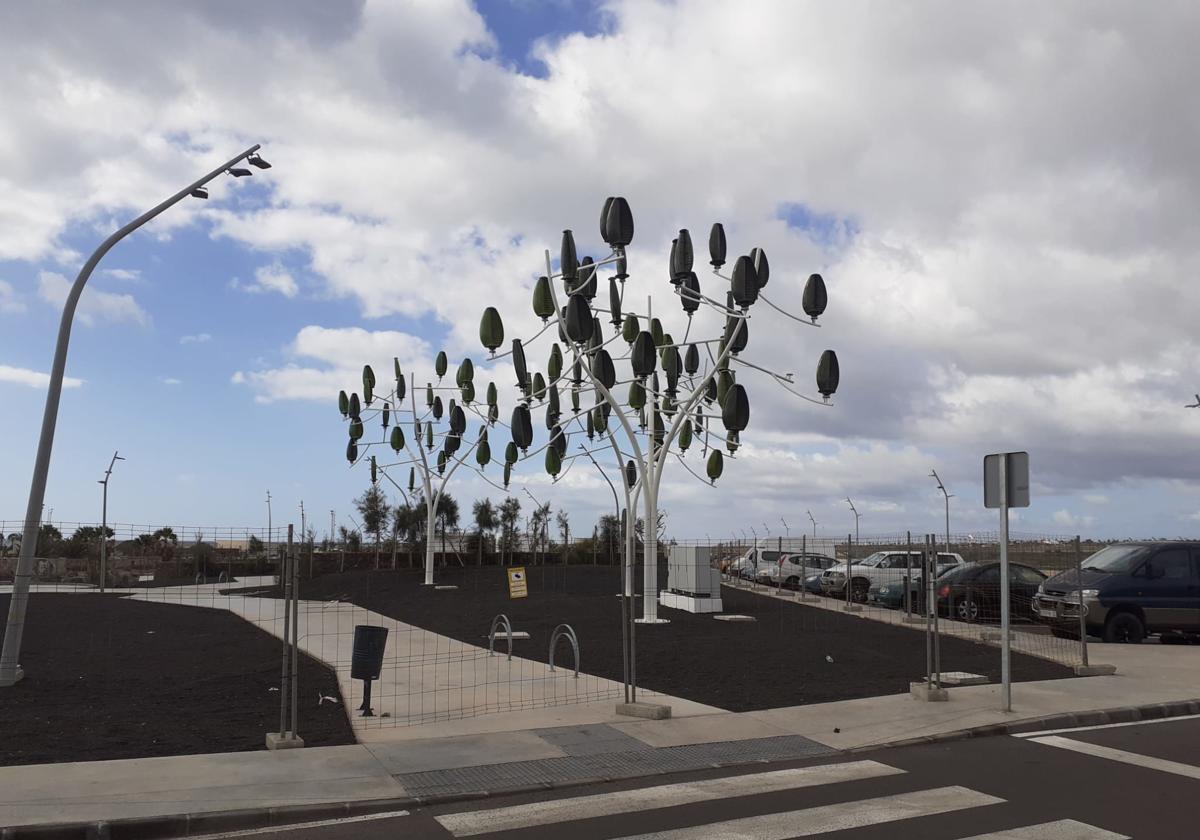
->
[477, 196, 840, 622]
[337, 356, 508, 585]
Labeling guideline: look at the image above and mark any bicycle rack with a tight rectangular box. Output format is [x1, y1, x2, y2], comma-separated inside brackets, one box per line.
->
[488, 614, 514, 661]
[548, 623, 580, 678]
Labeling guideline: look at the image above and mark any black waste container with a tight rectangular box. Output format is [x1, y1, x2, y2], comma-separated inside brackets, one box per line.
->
[351, 625, 389, 680]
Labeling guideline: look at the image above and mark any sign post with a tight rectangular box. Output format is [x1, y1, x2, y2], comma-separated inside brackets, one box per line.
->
[984, 451, 1030, 713]
[507, 566, 528, 599]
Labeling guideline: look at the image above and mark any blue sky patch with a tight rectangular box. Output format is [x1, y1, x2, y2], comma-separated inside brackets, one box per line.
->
[777, 202, 860, 250]
[475, 0, 609, 78]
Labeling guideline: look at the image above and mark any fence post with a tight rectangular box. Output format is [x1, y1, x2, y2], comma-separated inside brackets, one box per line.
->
[290, 525, 299, 740]
[924, 534, 933, 689]
[905, 531, 912, 616]
[931, 534, 941, 690]
[798, 534, 806, 600]
[274, 526, 292, 744]
[1076, 535, 1088, 667]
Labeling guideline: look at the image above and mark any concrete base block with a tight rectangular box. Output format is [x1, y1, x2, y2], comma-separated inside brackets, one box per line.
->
[910, 681, 949, 702]
[264, 732, 305, 750]
[616, 701, 672, 720]
[659, 591, 723, 614]
[434, 585, 458, 590]
[940, 671, 989, 687]
[842, 603, 863, 613]
[713, 614, 756, 622]
[635, 617, 671, 625]
[1074, 663, 1118, 676]
[0, 666, 24, 687]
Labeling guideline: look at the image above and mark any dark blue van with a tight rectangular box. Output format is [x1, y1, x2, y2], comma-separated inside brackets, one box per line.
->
[1033, 541, 1200, 643]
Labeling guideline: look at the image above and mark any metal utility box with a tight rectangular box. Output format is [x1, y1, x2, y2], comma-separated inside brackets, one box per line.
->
[668, 545, 713, 595]
[661, 545, 723, 614]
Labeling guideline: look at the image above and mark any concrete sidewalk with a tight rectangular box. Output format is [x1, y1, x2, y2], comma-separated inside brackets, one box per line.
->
[4, 640, 1197, 831]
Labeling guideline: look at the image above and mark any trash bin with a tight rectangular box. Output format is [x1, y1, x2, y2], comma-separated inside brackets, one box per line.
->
[351, 625, 388, 716]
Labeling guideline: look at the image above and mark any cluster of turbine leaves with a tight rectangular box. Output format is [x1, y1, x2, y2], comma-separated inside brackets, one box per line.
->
[475, 195, 840, 486]
[337, 351, 509, 490]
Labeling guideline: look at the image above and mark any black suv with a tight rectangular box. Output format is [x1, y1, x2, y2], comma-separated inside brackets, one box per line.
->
[1033, 541, 1200, 643]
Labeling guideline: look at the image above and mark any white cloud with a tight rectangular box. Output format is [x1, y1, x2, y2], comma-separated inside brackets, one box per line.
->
[180, 333, 212, 344]
[232, 325, 433, 403]
[160, 377, 182, 385]
[1187, 511, 1200, 523]
[101, 268, 140, 281]
[232, 263, 299, 298]
[1084, 494, 1110, 505]
[37, 271, 148, 326]
[0, 364, 83, 389]
[3, 2, 1200, 535]
[1053, 509, 1095, 529]
[0, 280, 25, 313]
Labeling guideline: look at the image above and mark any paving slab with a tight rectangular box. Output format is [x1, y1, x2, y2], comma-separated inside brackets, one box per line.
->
[532, 724, 650, 755]
[612, 712, 794, 748]
[365, 731, 566, 774]
[0, 745, 402, 827]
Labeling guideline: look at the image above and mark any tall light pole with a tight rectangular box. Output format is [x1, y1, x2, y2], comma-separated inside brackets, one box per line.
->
[930, 469, 953, 558]
[97, 451, 125, 593]
[0, 143, 271, 688]
[807, 509, 817, 544]
[845, 497, 861, 549]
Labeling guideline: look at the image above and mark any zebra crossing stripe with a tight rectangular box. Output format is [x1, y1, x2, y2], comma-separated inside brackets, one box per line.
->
[435, 759, 904, 836]
[957, 818, 1129, 839]
[613, 786, 1003, 840]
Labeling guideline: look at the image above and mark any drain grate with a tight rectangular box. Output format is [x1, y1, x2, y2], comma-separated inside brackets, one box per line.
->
[397, 734, 834, 799]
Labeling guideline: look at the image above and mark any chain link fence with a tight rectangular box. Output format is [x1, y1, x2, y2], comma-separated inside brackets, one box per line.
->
[0, 518, 1119, 765]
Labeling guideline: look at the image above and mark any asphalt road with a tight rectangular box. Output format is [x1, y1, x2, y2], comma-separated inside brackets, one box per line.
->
[197, 715, 1200, 839]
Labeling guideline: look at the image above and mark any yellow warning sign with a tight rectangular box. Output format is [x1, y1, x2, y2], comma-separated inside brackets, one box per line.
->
[507, 566, 528, 599]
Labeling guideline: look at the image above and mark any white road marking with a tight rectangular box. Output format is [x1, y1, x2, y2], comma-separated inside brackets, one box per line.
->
[613, 786, 1003, 839]
[184, 809, 409, 839]
[1011, 713, 1200, 738]
[1028, 735, 1200, 780]
[957, 818, 1129, 839]
[435, 760, 904, 836]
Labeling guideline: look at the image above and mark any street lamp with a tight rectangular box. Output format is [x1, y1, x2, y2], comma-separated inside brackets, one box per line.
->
[0, 143, 271, 687]
[930, 469, 954, 559]
[845, 497, 861, 555]
[807, 509, 817, 543]
[97, 451, 125, 593]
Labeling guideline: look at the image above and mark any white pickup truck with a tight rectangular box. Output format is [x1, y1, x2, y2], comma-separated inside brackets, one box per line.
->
[820, 550, 965, 603]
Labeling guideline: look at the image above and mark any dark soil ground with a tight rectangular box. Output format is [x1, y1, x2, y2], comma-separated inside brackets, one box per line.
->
[258, 564, 1073, 713]
[0, 594, 355, 767]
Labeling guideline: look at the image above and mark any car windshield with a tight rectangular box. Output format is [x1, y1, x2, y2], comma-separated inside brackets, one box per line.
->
[855, 555, 883, 567]
[1082, 545, 1150, 573]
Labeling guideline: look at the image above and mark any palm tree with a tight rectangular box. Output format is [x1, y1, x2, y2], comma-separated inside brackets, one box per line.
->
[472, 499, 499, 566]
[435, 493, 460, 567]
[498, 496, 522, 565]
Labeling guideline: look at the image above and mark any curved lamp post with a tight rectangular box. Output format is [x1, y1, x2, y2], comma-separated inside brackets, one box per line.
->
[0, 144, 270, 687]
[97, 451, 124, 593]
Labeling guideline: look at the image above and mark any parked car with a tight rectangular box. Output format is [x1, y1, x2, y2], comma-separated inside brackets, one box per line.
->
[756, 553, 838, 588]
[868, 561, 962, 610]
[728, 547, 786, 580]
[934, 561, 1047, 623]
[821, 550, 966, 603]
[1032, 541, 1200, 644]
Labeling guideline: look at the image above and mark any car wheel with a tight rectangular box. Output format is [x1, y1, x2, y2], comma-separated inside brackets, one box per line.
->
[1051, 627, 1080, 640]
[851, 580, 870, 603]
[1103, 611, 1145, 644]
[954, 591, 982, 623]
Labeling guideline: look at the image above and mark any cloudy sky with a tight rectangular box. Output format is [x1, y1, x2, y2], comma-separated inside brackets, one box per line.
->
[2, 0, 1198, 543]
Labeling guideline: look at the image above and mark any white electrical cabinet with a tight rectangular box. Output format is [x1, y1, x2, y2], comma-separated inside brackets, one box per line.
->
[661, 545, 723, 613]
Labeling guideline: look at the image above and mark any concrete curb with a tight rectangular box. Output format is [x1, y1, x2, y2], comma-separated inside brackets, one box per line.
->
[8, 697, 1200, 839]
[853, 697, 1200, 753]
